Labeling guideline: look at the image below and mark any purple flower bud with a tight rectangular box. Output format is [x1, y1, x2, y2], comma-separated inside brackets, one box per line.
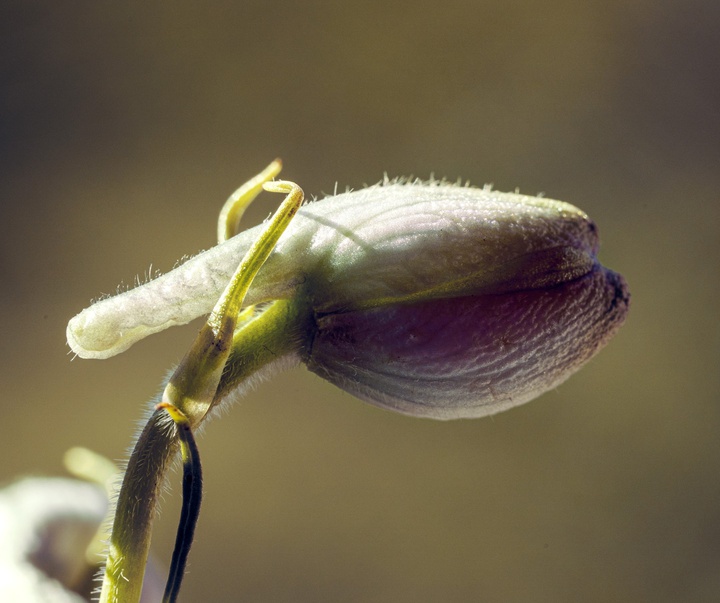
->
[67, 180, 628, 419]
[292, 183, 629, 419]
[307, 264, 627, 419]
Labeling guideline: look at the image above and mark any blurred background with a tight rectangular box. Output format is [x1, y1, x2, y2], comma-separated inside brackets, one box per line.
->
[1, 1, 718, 601]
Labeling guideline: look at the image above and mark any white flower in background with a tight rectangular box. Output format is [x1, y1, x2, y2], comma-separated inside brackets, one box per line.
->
[0, 471, 163, 602]
[0, 477, 106, 602]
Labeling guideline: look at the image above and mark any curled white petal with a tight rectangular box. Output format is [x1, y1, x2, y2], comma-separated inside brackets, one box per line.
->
[66, 227, 302, 359]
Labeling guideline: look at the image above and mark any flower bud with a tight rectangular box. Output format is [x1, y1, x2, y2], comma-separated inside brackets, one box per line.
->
[67, 181, 629, 419]
[306, 262, 627, 419]
[291, 182, 629, 418]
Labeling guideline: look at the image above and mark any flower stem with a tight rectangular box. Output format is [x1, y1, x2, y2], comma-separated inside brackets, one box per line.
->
[99, 409, 176, 603]
[98, 297, 309, 603]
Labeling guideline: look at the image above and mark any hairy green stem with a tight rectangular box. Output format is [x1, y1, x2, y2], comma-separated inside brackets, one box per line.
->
[99, 297, 310, 603]
[100, 410, 176, 603]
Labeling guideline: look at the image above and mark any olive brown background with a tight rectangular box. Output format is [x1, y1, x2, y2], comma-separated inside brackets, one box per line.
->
[1, 2, 718, 601]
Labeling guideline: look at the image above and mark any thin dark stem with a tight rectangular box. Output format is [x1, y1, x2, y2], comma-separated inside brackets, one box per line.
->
[163, 414, 203, 603]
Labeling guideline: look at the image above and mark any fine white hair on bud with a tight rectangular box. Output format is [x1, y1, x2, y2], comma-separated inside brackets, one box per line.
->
[68, 178, 629, 418]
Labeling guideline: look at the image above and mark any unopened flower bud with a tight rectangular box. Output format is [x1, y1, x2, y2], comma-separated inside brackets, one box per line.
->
[67, 180, 628, 419]
[293, 183, 629, 418]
